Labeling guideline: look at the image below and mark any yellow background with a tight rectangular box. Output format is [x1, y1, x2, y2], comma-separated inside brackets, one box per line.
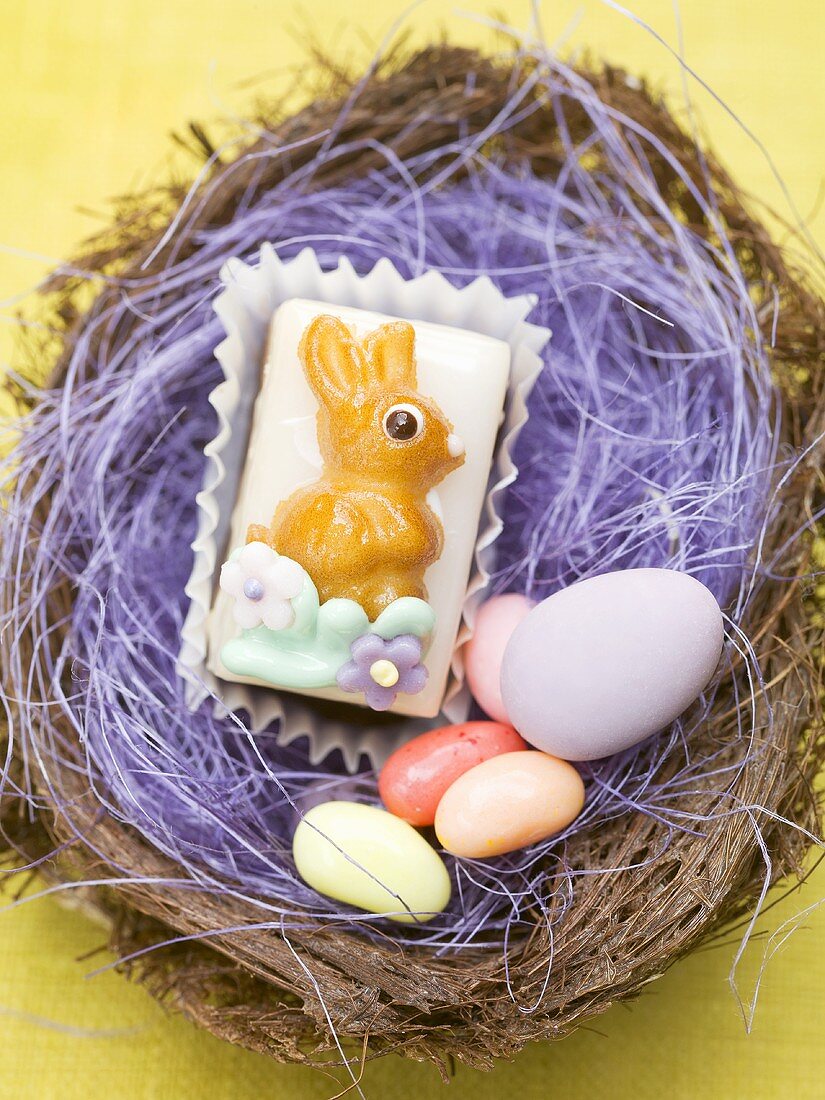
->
[2, 1, 824, 1097]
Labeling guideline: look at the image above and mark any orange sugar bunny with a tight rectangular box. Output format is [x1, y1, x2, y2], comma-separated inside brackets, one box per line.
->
[246, 314, 465, 621]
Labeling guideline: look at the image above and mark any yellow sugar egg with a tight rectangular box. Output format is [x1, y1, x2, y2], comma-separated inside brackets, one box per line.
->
[293, 801, 451, 922]
[434, 751, 585, 858]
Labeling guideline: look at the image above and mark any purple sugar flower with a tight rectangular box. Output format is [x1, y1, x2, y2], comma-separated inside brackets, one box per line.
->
[336, 634, 428, 711]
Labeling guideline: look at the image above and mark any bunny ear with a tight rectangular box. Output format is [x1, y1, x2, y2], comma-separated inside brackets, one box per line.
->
[362, 322, 417, 388]
[298, 315, 368, 407]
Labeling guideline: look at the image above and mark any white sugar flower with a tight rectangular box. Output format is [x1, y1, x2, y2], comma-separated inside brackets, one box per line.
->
[219, 542, 305, 631]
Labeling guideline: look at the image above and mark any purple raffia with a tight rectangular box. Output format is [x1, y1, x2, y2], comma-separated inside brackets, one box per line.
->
[0, 42, 812, 983]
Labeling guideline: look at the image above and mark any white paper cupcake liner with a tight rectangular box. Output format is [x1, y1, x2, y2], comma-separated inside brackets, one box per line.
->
[177, 247, 549, 770]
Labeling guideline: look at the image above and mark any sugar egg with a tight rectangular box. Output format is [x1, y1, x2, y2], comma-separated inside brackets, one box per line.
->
[500, 568, 724, 760]
[464, 594, 534, 722]
[379, 721, 527, 826]
[434, 751, 584, 858]
[293, 801, 450, 922]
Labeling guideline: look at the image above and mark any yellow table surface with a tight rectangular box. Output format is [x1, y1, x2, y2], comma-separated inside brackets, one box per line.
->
[2, 2, 823, 1097]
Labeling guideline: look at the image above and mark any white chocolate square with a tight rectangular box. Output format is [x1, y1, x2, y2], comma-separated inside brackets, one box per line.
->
[207, 298, 510, 717]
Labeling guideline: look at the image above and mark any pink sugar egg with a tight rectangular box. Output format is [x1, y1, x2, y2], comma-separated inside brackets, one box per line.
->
[434, 750, 585, 858]
[464, 594, 534, 722]
[379, 721, 527, 826]
[501, 568, 724, 761]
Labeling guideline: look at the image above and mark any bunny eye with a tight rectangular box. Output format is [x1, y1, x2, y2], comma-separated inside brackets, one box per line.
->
[383, 403, 423, 442]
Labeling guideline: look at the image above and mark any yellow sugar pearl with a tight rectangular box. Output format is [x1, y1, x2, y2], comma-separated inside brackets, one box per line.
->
[370, 659, 400, 688]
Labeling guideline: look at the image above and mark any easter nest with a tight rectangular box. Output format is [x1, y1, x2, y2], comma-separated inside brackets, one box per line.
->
[3, 42, 825, 1074]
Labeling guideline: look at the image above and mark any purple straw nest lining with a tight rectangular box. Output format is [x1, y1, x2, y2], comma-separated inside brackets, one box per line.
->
[2, 44, 824, 1066]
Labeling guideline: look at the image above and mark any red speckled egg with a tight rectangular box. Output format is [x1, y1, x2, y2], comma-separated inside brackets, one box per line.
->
[379, 721, 527, 826]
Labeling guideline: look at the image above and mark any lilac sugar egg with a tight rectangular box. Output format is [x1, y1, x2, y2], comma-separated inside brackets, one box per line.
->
[500, 569, 724, 761]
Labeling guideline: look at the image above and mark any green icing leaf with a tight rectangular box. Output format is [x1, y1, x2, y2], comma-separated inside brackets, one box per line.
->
[372, 598, 436, 641]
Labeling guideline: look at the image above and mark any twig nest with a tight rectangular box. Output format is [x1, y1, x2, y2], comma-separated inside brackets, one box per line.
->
[2, 42, 822, 1069]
